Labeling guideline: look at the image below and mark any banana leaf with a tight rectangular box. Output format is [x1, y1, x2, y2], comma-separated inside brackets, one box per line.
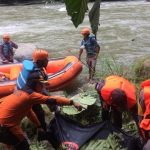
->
[89, 0, 101, 36]
[62, 93, 96, 115]
[71, 93, 96, 105]
[64, 0, 88, 27]
[62, 105, 87, 115]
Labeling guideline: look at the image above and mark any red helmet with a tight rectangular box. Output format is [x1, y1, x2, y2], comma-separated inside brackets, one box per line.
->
[32, 49, 49, 62]
[81, 27, 90, 35]
[3, 33, 10, 39]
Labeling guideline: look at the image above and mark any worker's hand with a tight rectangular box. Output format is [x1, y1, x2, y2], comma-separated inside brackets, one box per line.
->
[73, 101, 85, 111]
[37, 127, 46, 141]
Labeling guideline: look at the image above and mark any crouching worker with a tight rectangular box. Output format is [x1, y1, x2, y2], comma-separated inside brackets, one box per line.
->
[95, 75, 138, 129]
[0, 79, 82, 150]
[138, 79, 150, 150]
[17, 49, 49, 131]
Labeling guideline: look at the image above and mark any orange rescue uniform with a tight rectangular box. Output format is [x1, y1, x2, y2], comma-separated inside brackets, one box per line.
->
[0, 90, 71, 141]
[139, 79, 150, 131]
[100, 75, 136, 109]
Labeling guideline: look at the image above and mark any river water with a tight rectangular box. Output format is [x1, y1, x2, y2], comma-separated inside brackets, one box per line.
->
[0, 0, 149, 65]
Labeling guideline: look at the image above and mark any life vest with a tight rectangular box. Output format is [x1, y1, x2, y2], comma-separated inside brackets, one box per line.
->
[98, 75, 136, 109]
[16, 60, 35, 90]
[81, 35, 99, 57]
[140, 80, 150, 131]
[0, 41, 13, 58]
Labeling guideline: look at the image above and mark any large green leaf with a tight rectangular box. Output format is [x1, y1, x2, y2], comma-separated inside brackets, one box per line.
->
[62, 105, 87, 115]
[71, 93, 96, 105]
[89, 0, 101, 36]
[61, 93, 96, 115]
[80, 133, 127, 150]
[64, 0, 88, 27]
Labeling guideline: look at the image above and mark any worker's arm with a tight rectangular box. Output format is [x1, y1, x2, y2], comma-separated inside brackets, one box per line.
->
[30, 92, 83, 110]
[96, 47, 100, 59]
[78, 40, 85, 60]
[78, 48, 83, 60]
[11, 41, 18, 49]
[95, 45, 100, 59]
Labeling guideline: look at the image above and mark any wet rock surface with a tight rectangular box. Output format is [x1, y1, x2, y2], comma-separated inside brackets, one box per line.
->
[14, 43, 36, 62]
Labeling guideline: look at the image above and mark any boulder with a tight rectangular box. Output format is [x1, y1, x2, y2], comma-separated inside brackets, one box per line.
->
[14, 43, 36, 62]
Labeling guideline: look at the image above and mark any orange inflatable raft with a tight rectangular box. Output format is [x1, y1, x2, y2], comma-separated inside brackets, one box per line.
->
[0, 56, 82, 98]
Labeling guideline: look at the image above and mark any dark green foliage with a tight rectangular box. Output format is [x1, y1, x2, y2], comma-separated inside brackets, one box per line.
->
[64, 0, 88, 28]
[62, 103, 102, 125]
[122, 121, 138, 137]
[30, 141, 53, 150]
[132, 57, 150, 82]
[61, 88, 101, 124]
[21, 118, 36, 138]
[64, 0, 100, 35]
[80, 133, 127, 150]
[89, 0, 101, 36]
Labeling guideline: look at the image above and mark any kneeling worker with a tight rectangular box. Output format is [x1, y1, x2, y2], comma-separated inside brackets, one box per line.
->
[0, 79, 82, 150]
[95, 75, 138, 129]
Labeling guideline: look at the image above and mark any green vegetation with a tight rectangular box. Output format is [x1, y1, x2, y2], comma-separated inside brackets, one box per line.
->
[80, 133, 127, 150]
[62, 91, 97, 115]
[61, 89, 101, 125]
[132, 57, 150, 82]
[30, 141, 53, 150]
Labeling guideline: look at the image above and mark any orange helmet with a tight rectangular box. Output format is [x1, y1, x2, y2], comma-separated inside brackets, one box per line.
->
[2, 33, 10, 39]
[81, 27, 90, 35]
[33, 49, 49, 62]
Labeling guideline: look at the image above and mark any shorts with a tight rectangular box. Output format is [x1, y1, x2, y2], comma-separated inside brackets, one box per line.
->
[86, 55, 97, 69]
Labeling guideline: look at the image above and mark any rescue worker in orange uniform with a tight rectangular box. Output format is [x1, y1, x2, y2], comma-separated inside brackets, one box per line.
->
[17, 49, 49, 131]
[0, 33, 18, 64]
[0, 79, 82, 150]
[138, 79, 150, 150]
[78, 27, 100, 82]
[95, 75, 138, 129]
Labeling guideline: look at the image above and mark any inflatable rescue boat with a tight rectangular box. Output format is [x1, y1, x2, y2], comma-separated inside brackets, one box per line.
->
[0, 56, 82, 98]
